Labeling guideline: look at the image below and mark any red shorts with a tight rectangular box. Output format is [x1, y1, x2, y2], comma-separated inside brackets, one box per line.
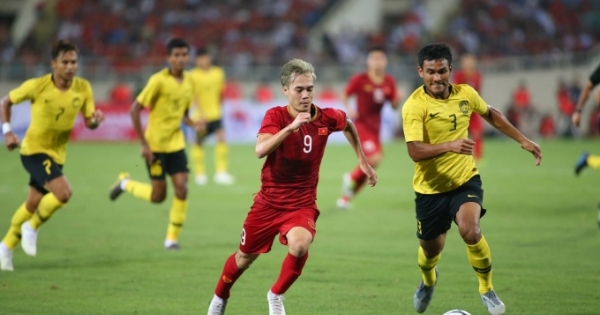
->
[355, 125, 382, 157]
[469, 114, 484, 133]
[239, 202, 320, 254]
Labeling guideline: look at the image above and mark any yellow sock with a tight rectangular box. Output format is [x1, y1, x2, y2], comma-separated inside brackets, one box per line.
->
[215, 142, 229, 173]
[418, 246, 440, 287]
[166, 197, 188, 242]
[466, 235, 493, 294]
[124, 180, 152, 202]
[2, 203, 33, 249]
[191, 145, 206, 176]
[587, 155, 600, 170]
[30, 193, 64, 230]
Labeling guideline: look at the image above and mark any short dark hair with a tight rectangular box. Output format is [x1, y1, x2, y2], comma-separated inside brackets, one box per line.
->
[166, 38, 190, 54]
[196, 47, 209, 56]
[51, 40, 78, 60]
[418, 43, 452, 68]
[367, 46, 386, 55]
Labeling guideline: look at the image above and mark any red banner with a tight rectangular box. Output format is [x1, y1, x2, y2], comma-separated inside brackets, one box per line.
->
[70, 102, 148, 141]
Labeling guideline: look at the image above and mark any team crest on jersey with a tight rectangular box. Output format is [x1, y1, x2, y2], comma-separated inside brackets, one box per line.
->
[459, 100, 469, 115]
[364, 84, 373, 92]
[72, 97, 82, 108]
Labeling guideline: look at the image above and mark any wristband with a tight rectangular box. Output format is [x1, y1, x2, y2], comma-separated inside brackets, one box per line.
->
[2, 122, 11, 135]
[575, 108, 582, 114]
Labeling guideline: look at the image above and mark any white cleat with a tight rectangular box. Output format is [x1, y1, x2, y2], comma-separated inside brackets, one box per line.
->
[267, 290, 286, 315]
[336, 173, 354, 209]
[214, 172, 235, 185]
[207, 295, 228, 315]
[0, 242, 14, 271]
[20, 221, 38, 257]
[481, 290, 506, 315]
[336, 197, 351, 210]
[195, 174, 208, 186]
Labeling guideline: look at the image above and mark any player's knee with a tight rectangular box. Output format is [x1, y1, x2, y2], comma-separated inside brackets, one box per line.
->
[235, 251, 258, 270]
[54, 188, 72, 204]
[367, 153, 383, 167]
[288, 238, 311, 257]
[150, 191, 166, 203]
[459, 225, 482, 245]
[174, 186, 187, 200]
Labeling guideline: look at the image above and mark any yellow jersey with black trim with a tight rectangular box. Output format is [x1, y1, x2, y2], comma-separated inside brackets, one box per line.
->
[9, 74, 95, 164]
[402, 84, 488, 194]
[188, 66, 225, 122]
[136, 68, 194, 153]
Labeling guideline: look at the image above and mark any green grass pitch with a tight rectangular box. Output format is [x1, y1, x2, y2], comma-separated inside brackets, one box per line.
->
[0, 139, 598, 315]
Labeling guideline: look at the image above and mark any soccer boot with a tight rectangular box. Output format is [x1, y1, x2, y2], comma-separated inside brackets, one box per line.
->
[0, 242, 14, 271]
[164, 239, 181, 251]
[195, 174, 208, 186]
[20, 221, 38, 257]
[267, 290, 286, 315]
[109, 172, 130, 201]
[575, 152, 589, 175]
[414, 267, 438, 313]
[207, 295, 228, 315]
[481, 289, 505, 315]
[336, 173, 354, 210]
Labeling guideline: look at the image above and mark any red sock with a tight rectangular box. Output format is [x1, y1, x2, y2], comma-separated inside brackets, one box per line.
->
[474, 139, 483, 160]
[214, 253, 245, 299]
[271, 252, 309, 295]
[349, 167, 368, 195]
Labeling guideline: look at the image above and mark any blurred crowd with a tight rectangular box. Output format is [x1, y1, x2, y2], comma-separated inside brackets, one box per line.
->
[3, 0, 599, 69]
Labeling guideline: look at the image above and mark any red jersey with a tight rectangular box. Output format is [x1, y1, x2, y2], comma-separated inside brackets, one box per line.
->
[254, 105, 347, 211]
[453, 70, 482, 92]
[345, 73, 397, 135]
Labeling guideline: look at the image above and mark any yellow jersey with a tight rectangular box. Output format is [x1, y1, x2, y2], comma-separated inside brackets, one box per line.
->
[402, 84, 488, 194]
[188, 66, 225, 122]
[136, 68, 194, 153]
[9, 74, 95, 164]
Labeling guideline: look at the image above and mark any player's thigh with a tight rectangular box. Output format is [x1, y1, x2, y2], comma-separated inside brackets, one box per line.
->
[419, 233, 447, 258]
[20, 154, 65, 194]
[212, 120, 226, 142]
[278, 208, 319, 247]
[239, 203, 283, 254]
[25, 186, 45, 211]
[45, 175, 73, 203]
[415, 192, 453, 241]
[360, 134, 383, 161]
[449, 175, 486, 221]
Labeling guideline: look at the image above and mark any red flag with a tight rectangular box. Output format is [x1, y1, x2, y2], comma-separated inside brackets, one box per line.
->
[318, 127, 328, 135]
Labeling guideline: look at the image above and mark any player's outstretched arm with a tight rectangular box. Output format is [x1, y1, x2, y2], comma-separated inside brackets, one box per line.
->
[343, 119, 377, 186]
[255, 112, 311, 159]
[0, 95, 19, 151]
[481, 105, 542, 165]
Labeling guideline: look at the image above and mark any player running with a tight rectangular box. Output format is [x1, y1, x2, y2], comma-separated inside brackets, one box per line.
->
[189, 48, 235, 186]
[453, 53, 484, 162]
[0, 40, 104, 271]
[109, 38, 202, 250]
[206, 59, 377, 315]
[402, 44, 542, 315]
[336, 47, 400, 209]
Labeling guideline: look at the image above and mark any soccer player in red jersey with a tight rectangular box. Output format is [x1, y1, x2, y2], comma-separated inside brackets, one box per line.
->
[206, 59, 377, 315]
[453, 54, 484, 162]
[336, 47, 400, 209]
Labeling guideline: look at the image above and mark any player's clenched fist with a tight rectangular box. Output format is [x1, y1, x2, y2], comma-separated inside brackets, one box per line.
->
[289, 112, 311, 130]
[92, 110, 105, 124]
[449, 138, 475, 155]
[4, 131, 19, 151]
